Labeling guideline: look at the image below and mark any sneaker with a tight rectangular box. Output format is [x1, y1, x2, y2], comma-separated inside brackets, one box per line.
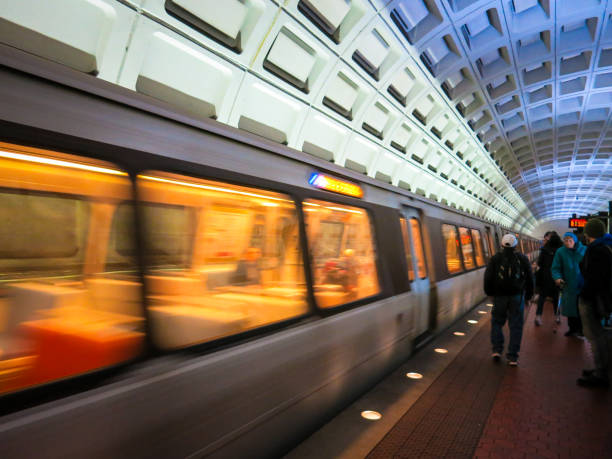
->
[535, 315, 542, 326]
[577, 374, 610, 388]
[508, 359, 518, 366]
[492, 352, 501, 362]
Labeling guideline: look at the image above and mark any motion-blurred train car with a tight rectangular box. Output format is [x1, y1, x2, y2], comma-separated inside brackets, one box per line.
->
[0, 120, 538, 459]
[0, 1, 539, 457]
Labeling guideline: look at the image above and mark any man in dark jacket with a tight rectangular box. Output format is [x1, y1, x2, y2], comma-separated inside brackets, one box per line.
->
[577, 219, 612, 388]
[534, 231, 563, 326]
[484, 234, 534, 366]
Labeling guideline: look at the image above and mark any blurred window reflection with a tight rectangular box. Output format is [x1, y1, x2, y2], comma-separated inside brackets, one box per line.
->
[0, 143, 144, 396]
[482, 229, 492, 260]
[442, 224, 463, 274]
[136, 172, 307, 349]
[303, 199, 380, 308]
[471, 229, 485, 267]
[458, 227, 475, 270]
[410, 218, 427, 279]
[399, 217, 415, 281]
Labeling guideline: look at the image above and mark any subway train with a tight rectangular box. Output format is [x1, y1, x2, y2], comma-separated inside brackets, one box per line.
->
[0, 47, 539, 459]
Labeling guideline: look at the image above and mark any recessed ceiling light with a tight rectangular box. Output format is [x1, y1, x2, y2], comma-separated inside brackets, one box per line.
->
[453, 331, 466, 336]
[361, 410, 382, 421]
[468, 319, 478, 324]
[478, 310, 487, 314]
[486, 303, 493, 307]
[406, 372, 423, 379]
[434, 348, 448, 354]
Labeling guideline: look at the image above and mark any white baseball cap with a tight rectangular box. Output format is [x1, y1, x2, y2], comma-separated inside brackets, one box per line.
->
[502, 234, 517, 248]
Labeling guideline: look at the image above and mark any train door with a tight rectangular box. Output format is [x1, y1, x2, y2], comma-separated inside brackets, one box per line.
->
[493, 227, 501, 252]
[400, 207, 431, 335]
[484, 226, 495, 258]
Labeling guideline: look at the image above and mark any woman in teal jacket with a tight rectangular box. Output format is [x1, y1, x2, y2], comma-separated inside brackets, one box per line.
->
[551, 232, 586, 336]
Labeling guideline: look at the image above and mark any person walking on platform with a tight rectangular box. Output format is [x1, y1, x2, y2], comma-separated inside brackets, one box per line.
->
[534, 232, 563, 326]
[576, 219, 612, 388]
[551, 233, 586, 337]
[484, 233, 534, 366]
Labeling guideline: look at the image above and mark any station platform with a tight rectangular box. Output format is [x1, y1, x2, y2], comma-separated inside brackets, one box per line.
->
[286, 300, 612, 459]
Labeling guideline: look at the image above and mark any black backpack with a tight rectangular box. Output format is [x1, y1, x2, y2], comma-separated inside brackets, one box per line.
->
[495, 252, 524, 292]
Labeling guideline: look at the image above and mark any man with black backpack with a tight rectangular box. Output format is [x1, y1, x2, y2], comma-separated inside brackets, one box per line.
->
[576, 218, 612, 388]
[484, 233, 534, 366]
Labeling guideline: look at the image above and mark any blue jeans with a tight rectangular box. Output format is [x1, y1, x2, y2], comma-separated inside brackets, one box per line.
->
[491, 294, 525, 360]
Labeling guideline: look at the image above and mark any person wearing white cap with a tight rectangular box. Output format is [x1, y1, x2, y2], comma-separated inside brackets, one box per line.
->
[484, 233, 534, 366]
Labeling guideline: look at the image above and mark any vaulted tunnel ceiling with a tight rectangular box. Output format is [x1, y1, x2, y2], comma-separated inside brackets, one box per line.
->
[2, 0, 612, 231]
[404, 0, 612, 221]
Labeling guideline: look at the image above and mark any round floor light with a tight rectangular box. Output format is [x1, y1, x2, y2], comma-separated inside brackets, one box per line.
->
[361, 410, 382, 420]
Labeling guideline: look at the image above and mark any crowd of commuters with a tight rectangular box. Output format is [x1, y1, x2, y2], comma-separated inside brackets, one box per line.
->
[484, 218, 612, 388]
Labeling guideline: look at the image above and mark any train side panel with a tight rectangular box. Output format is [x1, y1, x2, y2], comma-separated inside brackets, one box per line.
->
[1, 295, 416, 458]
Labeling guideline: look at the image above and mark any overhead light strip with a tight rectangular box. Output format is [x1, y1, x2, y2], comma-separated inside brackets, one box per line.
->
[0, 149, 127, 176]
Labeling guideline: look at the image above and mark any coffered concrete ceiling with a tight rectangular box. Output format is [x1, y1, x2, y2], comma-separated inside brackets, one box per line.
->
[3, 0, 611, 231]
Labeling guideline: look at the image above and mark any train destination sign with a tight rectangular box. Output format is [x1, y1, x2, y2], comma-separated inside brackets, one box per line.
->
[308, 172, 363, 198]
[568, 218, 587, 228]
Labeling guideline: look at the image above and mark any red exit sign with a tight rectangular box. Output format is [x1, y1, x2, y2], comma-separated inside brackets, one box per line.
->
[569, 218, 587, 228]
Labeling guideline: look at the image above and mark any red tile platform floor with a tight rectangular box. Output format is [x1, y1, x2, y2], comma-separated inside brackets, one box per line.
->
[368, 302, 612, 458]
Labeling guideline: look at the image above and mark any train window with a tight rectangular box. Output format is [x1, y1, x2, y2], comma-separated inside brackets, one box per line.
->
[303, 199, 380, 308]
[140, 203, 196, 270]
[484, 230, 494, 257]
[410, 218, 427, 279]
[470, 229, 485, 267]
[481, 230, 491, 260]
[107, 203, 138, 272]
[441, 224, 463, 274]
[136, 172, 307, 349]
[458, 227, 475, 270]
[399, 217, 415, 281]
[0, 144, 144, 396]
[0, 192, 88, 266]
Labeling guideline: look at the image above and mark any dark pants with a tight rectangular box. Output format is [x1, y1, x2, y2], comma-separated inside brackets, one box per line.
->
[579, 299, 611, 378]
[491, 294, 524, 360]
[568, 315, 582, 334]
[536, 291, 558, 316]
[563, 295, 582, 333]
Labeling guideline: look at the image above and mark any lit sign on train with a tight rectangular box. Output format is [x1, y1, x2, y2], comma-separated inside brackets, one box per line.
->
[569, 218, 587, 228]
[308, 173, 363, 198]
